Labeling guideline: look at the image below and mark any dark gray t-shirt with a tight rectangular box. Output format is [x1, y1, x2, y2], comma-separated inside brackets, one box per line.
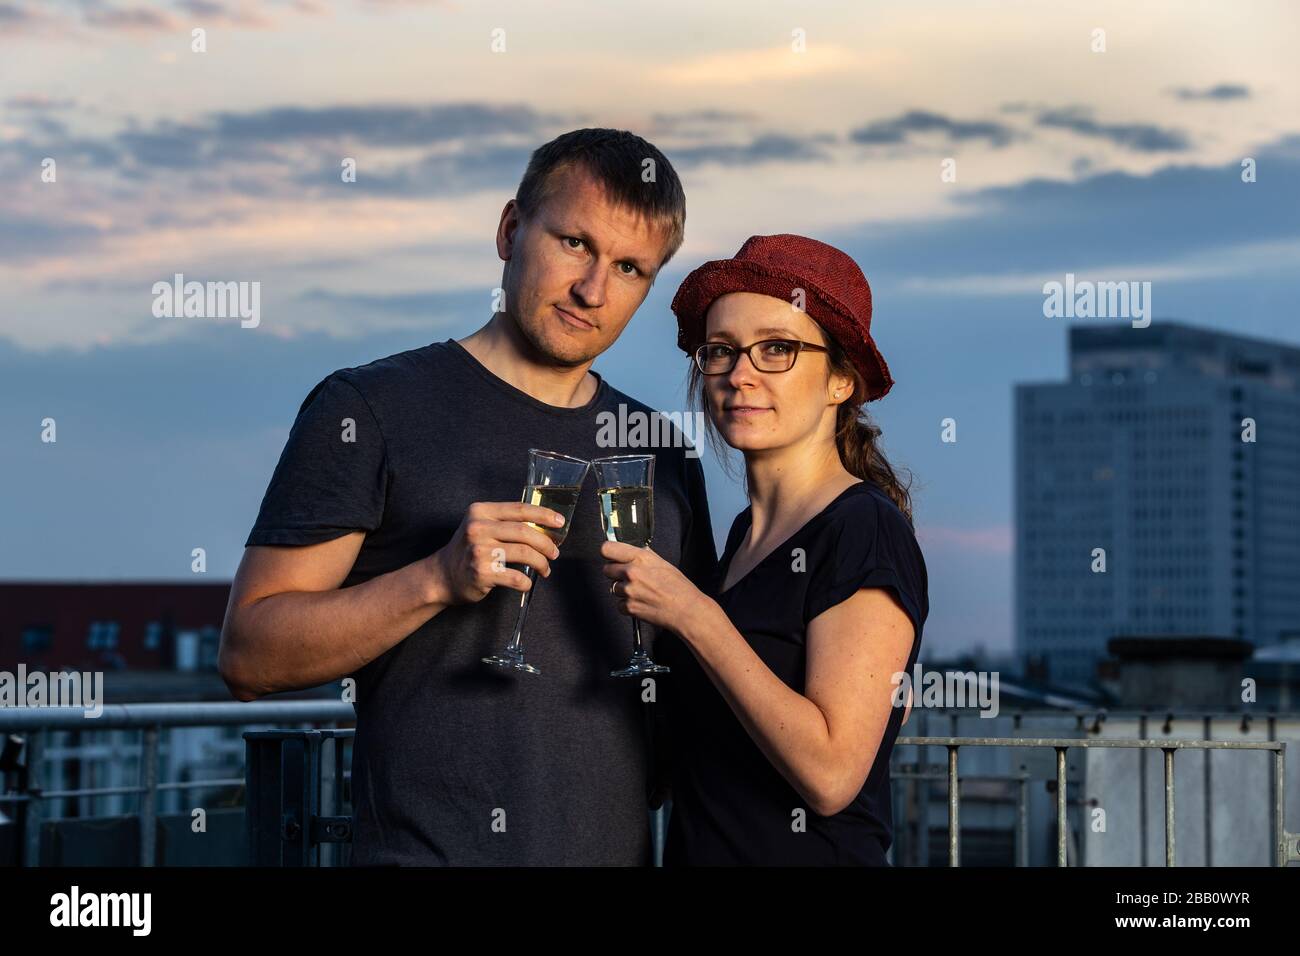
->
[245, 338, 717, 865]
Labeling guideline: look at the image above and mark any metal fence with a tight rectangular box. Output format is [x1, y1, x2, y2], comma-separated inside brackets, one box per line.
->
[894, 734, 1296, 867]
[2, 703, 1296, 866]
[0, 701, 354, 866]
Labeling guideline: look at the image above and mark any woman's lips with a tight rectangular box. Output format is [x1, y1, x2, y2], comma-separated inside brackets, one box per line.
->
[725, 406, 772, 418]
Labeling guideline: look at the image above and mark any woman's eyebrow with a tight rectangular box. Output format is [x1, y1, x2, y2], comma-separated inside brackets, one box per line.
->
[706, 327, 798, 342]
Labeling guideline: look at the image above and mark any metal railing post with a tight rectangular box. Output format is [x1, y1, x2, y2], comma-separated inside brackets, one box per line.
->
[946, 744, 959, 867]
[1055, 747, 1068, 866]
[21, 731, 44, 867]
[1163, 747, 1175, 867]
[1016, 773, 1029, 867]
[139, 724, 160, 866]
[1273, 745, 1286, 867]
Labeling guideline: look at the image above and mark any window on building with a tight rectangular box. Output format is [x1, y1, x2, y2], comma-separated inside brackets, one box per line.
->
[22, 625, 53, 654]
[87, 621, 121, 650]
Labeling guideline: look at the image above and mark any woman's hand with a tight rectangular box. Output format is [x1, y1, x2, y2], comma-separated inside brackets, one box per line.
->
[600, 540, 713, 637]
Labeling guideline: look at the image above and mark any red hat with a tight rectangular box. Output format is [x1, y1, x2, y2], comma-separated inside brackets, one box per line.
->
[671, 234, 894, 401]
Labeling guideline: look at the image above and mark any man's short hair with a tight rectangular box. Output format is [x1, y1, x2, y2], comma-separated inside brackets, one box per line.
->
[514, 128, 686, 271]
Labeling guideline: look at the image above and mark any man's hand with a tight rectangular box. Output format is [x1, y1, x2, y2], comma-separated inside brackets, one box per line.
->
[432, 501, 566, 604]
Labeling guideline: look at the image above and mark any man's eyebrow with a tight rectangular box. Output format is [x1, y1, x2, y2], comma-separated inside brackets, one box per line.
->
[556, 225, 654, 274]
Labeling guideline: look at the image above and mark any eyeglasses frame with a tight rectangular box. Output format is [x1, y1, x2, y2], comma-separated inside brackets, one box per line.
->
[693, 338, 831, 375]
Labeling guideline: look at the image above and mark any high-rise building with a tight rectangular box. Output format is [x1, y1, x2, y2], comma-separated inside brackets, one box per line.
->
[1015, 321, 1300, 687]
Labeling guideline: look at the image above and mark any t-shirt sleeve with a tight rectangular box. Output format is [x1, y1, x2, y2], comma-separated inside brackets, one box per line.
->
[245, 372, 389, 547]
[802, 495, 927, 644]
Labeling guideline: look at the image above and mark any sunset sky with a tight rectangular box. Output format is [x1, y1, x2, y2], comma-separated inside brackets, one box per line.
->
[3, 0, 1298, 658]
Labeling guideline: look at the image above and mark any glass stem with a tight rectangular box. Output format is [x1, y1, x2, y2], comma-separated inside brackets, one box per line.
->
[505, 566, 539, 655]
[631, 615, 646, 657]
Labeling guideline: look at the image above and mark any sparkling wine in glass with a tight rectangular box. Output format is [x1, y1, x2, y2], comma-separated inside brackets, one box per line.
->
[482, 449, 589, 674]
[593, 454, 669, 677]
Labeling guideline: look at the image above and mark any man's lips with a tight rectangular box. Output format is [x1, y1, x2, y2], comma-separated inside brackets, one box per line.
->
[554, 305, 595, 330]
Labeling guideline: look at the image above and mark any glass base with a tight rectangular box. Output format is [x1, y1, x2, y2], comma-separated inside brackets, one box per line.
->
[482, 651, 541, 675]
[610, 651, 670, 678]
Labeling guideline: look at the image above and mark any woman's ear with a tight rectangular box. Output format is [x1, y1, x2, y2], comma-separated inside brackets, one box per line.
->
[829, 371, 854, 405]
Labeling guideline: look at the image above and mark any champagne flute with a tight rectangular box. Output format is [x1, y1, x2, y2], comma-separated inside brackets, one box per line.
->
[482, 449, 590, 674]
[593, 454, 669, 677]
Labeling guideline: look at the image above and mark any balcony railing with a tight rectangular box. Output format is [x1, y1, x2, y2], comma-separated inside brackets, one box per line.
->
[894, 734, 1296, 866]
[2, 703, 1297, 866]
[0, 700, 353, 866]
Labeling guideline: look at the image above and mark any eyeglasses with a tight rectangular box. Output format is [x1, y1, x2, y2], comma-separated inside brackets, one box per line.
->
[693, 338, 830, 375]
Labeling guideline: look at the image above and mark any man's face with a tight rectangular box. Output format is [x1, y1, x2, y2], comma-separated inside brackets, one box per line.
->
[496, 164, 671, 367]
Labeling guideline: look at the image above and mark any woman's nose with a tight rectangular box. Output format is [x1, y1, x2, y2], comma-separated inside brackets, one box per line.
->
[727, 348, 761, 388]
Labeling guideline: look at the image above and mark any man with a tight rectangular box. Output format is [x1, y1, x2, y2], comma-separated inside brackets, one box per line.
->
[218, 128, 716, 866]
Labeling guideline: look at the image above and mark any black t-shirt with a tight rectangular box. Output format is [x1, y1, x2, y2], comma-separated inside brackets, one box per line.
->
[660, 480, 928, 866]
[244, 338, 718, 865]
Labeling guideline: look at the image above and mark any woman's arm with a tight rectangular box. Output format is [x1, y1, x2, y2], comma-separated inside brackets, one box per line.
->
[677, 588, 915, 816]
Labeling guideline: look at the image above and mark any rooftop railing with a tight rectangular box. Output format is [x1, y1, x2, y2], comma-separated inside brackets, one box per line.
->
[0, 700, 353, 866]
[2, 704, 1296, 866]
[894, 734, 1296, 867]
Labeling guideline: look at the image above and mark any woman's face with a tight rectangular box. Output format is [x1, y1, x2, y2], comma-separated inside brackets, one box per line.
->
[700, 291, 852, 455]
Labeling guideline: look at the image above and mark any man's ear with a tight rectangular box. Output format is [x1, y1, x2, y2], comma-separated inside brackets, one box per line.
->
[496, 200, 521, 261]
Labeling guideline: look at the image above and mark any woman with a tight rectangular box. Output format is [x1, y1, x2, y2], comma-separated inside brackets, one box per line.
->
[600, 234, 928, 866]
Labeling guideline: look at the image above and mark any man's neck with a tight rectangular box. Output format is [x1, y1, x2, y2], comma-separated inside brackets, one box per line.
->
[457, 314, 599, 408]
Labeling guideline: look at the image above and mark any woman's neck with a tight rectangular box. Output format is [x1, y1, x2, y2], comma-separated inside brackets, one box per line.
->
[742, 443, 859, 546]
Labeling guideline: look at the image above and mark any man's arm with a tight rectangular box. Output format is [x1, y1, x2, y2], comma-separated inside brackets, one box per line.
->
[218, 533, 439, 700]
[218, 501, 566, 701]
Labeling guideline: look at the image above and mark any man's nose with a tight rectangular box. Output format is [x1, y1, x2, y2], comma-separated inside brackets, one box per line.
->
[571, 262, 608, 309]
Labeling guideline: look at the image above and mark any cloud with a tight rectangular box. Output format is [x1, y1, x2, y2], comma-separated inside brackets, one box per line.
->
[96, 103, 551, 171]
[332, 143, 532, 196]
[824, 135, 1300, 292]
[652, 44, 870, 86]
[173, 0, 276, 27]
[849, 110, 1018, 149]
[0, 216, 106, 261]
[208, 102, 548, 147]
[2, 133, 125, 169]
[0, 1, 57, 34]
[83, 5, 181, 32]
[896, 237, 1300, 296]
[0, 0, 424, 37]
[915, 524, 1013, 555]
[297, 285, 486, 317]
[998, 101, 1052, 114]
[1, 99, 847, 211]
[670, 133, 832, 167]
[1035, 106, 1191, 152]
[1170, 83, 1251, 101]
[114, 122, 213, 169]
[5, 94, 77, 110]
[648, 110, 757, 134]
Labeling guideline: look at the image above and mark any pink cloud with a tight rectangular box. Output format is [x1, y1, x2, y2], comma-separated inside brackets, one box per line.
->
[914, 524, 1012, 555]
